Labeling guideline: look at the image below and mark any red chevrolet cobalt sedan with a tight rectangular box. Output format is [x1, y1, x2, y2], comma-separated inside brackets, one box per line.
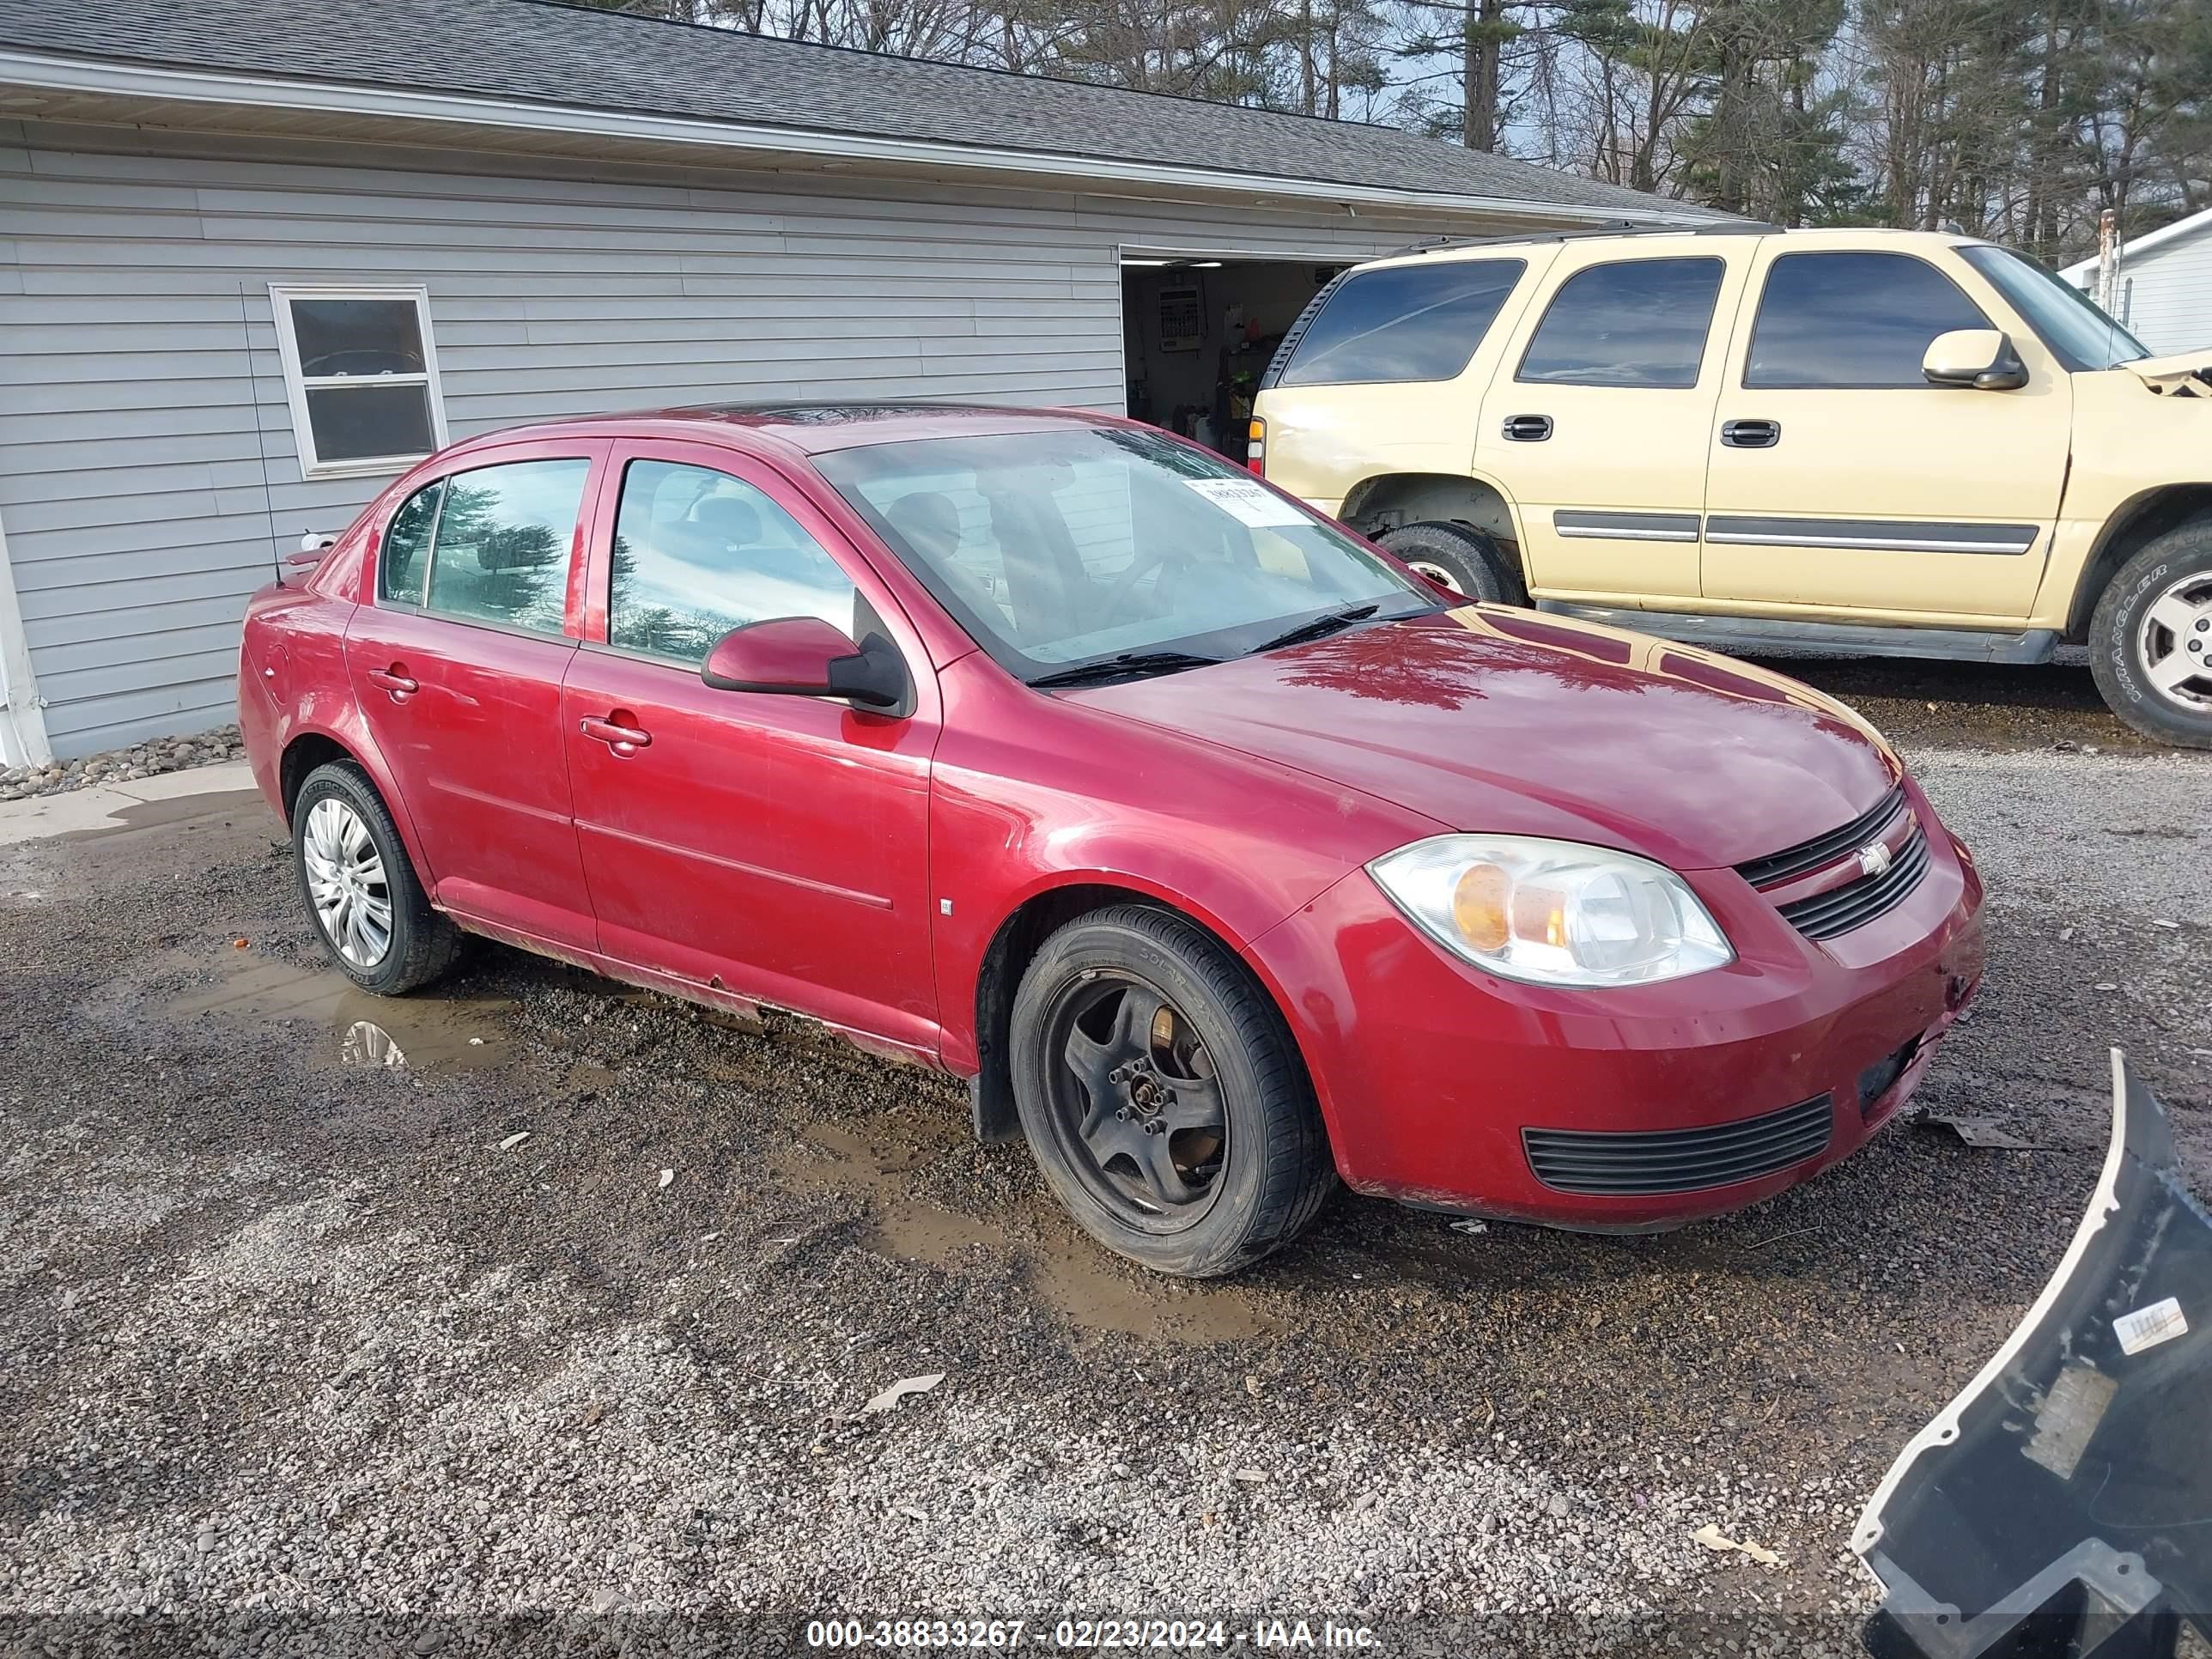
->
[240, 404, 1983, 1275]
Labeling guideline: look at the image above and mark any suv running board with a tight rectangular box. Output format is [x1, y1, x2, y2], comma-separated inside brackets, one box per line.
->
[1534, 603, 2060, 665]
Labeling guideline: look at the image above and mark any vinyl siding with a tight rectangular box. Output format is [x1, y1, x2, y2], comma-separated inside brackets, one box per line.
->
[2114, 225, 2212, 355]
[0, 123, 1480, 757]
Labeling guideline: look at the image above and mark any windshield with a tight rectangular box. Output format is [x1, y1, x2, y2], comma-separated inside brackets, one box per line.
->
[1959, 244, 2148, 370]
[814, 425, 1434, 682]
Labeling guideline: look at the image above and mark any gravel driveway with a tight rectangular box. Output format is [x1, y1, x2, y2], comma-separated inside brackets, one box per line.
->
[2, 659, 2207, 1657]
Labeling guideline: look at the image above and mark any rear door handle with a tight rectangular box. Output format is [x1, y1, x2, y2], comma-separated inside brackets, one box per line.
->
[366, 665, 418, 700]
[1501, 413, 1553, 442]
[579, 714, 652, 754]
[1721, 418, 1781, 448]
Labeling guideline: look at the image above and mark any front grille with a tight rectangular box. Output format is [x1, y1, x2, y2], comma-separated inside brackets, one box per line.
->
[1735, 786, 1906, 888]
[1775, 827, 1931, 941]
[1522, 1095, 1834, 1196]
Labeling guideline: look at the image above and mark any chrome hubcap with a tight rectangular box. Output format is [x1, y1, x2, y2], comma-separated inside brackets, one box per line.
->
[302, 799, 392, 969]
[2137, 573, 2212, 712]
[1407, 558, 1465, 595]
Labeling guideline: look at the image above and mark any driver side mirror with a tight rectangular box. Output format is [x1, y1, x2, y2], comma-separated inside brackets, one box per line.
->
[1923, 329, 2028, 391]
[701, 617, 911, 715]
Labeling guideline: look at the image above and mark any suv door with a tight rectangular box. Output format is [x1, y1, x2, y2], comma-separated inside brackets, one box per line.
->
[1481, 243, 1749, 603]
[344, 440, 606, 949]
[561, 441, 939, 1053]
[1703, 246, 2070, 618]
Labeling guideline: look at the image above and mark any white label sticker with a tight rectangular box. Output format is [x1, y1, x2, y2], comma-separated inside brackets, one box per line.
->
[1184, 477, 1308, 529]
[2114, 1296, 2188, 1356]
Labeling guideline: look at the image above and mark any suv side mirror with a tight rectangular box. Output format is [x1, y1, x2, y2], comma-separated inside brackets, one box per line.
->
[701, 617, 911, 714]
[1923, 329, 2028, 391]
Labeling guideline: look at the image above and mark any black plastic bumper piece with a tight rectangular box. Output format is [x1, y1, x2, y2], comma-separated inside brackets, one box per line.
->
[1856, 1052, 2209, 1658]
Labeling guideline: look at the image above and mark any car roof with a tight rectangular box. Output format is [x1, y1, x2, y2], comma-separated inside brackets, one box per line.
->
[1367, 222, 1974, 273]
[439, 401, 1126, 463]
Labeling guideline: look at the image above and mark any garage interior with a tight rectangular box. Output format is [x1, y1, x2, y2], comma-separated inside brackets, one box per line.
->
[1121, 256, 1350, 465]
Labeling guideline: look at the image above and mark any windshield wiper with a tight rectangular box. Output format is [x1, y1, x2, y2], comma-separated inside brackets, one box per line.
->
[1027, 650, 1224, 689]
[1249, 603, 1381, 654]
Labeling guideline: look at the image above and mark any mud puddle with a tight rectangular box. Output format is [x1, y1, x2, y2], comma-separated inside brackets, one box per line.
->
[160, 951, 514, 1073]
[775, 1116, 1277, 1346]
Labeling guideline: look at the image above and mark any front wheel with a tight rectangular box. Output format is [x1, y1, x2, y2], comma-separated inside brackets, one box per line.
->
[292, 761, 460, 994]
[2087, 524, 2212, 749]
[1009, 905, 1335, 1277]
[1378, 521, 1523, 605]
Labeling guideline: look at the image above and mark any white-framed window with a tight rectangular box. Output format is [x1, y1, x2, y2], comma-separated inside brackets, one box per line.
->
[269, 284, 449, 479]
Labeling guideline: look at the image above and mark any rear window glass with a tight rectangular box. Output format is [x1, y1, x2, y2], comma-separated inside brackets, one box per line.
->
[1516, 257, 1725, 388]
[421, 458, 590, 637]
[1745, 252, 1990, 387]
[1276, 259, 1525, 386]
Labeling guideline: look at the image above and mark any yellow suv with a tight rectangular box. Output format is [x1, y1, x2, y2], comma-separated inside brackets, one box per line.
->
[1252, 226, 2212, 746]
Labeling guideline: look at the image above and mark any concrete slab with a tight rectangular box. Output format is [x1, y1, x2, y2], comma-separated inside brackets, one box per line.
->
[0, 762, 261, 846]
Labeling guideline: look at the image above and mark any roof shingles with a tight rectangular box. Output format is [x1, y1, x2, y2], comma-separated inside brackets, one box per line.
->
[0, 0, 1699, 214]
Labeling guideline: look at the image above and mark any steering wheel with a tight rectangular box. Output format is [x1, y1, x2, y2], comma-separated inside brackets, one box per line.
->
[1099, 545, 1186, 628]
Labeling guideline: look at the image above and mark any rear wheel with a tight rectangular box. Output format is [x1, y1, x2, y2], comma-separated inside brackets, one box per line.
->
[2088, 524, 2212, 749]
[292, 762, 460, 995]
[1009, 905, 1335, 1277]
[1378, 521, 1522, 605]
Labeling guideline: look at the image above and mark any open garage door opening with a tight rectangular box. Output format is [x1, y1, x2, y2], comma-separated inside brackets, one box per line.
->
[1121, 254, 1350, 469]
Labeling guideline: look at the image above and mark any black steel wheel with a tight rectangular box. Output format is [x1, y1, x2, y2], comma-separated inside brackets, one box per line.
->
[1010, 904, 1335, 1276]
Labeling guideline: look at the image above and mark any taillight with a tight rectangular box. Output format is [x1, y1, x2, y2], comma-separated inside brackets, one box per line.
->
[1246, 417, 1266, 477]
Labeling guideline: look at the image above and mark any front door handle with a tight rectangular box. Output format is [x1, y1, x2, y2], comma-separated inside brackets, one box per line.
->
[579, 714, 652, 755]
[1721, 418, 1781, 448]
[1501, 413, 1553, 442]
[366, 665, 418, 701]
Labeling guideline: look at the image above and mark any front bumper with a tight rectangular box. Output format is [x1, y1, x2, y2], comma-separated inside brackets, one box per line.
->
[1240, 780, 1985, 1230]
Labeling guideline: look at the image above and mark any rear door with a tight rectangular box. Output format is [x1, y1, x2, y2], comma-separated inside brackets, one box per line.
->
[1481, 241, 1752, 604]
[560, 441, 939, 1051]
[1701, 246, 2070, 618]
[345, 440, 605, 948]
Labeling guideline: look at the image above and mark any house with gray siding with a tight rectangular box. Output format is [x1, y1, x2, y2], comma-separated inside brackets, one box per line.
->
[2062, 205, 2212, 357]
[0, 0, 1706, 766]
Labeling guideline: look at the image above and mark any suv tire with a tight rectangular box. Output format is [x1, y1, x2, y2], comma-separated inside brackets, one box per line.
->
[2087, 522, 2212, 749]
[292, 761, 463, 994]
[1378, 521, 1523, 605]
[1009, 904, 1336, 1277]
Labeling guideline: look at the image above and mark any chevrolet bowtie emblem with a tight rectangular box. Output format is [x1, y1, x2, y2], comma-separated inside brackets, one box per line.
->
[1857, 842, 1894, 879]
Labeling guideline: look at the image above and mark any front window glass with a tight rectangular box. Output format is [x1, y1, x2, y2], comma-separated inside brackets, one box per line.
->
[1745, 252, 1990, 387]
[1277, 259, 1526, 386]
[814, 426, 1432, 680]
[1516, 258, 1725, 388]
[1958, 244, 2148, 370]
[609, 459, 860, 666]
[421, 458, 590, 637]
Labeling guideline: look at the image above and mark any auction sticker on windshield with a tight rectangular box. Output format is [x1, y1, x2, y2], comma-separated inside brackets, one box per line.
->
[1184, 477, 1308, 528]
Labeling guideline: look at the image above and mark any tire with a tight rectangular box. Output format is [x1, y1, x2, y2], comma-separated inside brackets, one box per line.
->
[1009, 905, 1336, 1277]
[1379, 520, 1523, 605]
[291, 761, 461, 995]
[2087, 522, 2212, 749]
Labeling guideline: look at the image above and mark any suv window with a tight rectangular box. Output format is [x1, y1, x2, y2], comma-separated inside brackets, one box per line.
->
[1746, 252, 1990, 388]
[1277, 259, 1525, 386]
[1516, 257, 1725, 388]
[609, 459, 860, 665]
[420, 458, 591, 636]
[378, 480, 441, 606]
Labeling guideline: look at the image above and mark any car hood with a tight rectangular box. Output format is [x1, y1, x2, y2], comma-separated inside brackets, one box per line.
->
[2123, 349, 2212, 397]
[1069, 608, 1901, 872]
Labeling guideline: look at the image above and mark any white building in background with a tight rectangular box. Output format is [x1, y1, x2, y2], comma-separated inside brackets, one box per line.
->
[2062, 205, 2212, 356]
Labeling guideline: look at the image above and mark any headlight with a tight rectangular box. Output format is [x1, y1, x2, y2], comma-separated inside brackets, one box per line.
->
[1367, 835, 1733, 988]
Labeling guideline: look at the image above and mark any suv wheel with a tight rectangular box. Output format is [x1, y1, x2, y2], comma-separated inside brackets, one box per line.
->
[293, 761, 462, 994]
[1378, 521, 1523, 605]
[2088, 523, 2212, 749]
[1009, 905, 1336, 1277]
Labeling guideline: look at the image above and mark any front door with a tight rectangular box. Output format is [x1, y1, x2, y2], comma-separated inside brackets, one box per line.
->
[1702, 246, 2070, 620]
[1480, 243, 1749, 603]
[561, 441, 939, 1052]
[344, 441, 605, 949]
